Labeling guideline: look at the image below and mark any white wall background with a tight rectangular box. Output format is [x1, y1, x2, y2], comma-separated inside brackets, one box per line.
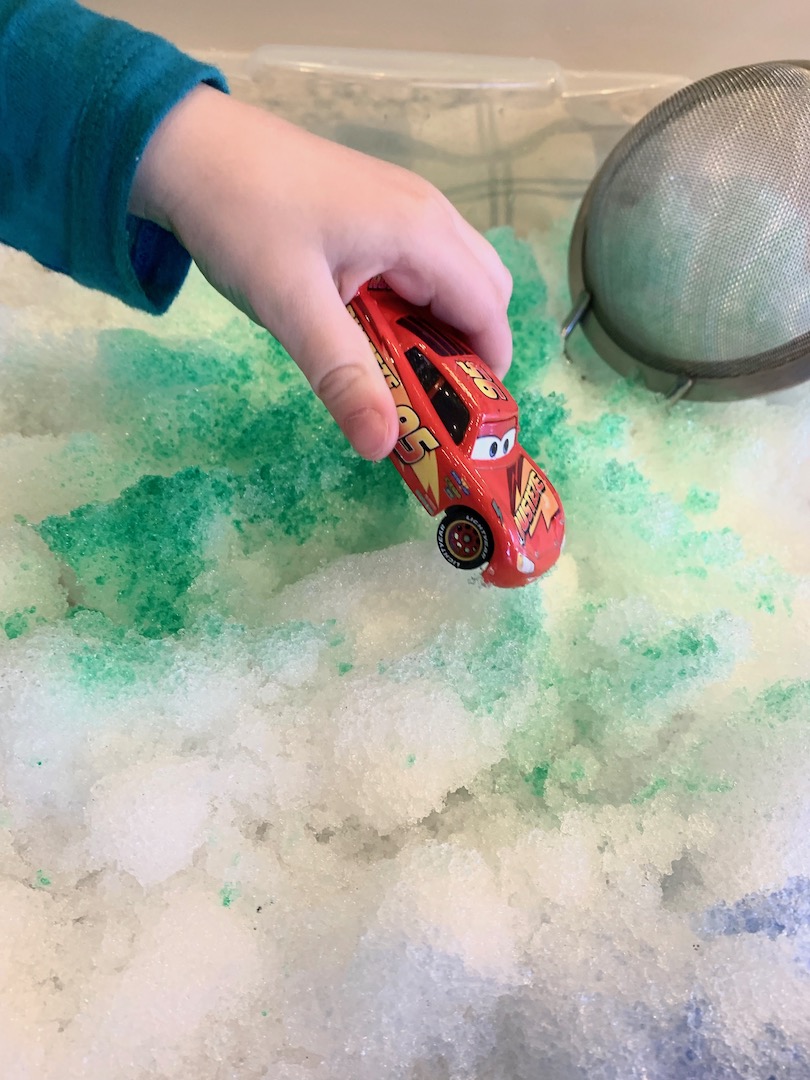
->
[86, 0, 803, 78]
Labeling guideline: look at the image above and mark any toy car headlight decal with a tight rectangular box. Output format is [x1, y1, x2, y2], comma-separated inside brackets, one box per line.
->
[516, 553, 535, 574]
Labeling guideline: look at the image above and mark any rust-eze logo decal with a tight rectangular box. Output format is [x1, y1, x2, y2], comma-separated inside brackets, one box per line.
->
[509, 456, 559, 539]
[348, 304, 441, 505]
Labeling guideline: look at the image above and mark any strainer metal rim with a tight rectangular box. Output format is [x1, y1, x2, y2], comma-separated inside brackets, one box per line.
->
[566, 60, 810, 401]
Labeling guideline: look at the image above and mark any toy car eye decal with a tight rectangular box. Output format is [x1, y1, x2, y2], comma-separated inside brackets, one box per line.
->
[472, 436, 502, 460]
[471, 428, 517, 461]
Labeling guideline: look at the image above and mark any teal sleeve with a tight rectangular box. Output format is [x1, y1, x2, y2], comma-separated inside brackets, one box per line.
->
[0, 0, 228, 313]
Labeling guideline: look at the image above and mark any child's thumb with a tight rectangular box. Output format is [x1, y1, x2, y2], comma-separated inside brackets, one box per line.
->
[276, 272, 399, 461]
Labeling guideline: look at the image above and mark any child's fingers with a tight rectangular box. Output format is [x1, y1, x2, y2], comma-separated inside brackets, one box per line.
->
[409, 194, 512, 374]
[452, 216, 514, 310]
[379, 205, 514, 378]
[265, 265, 399, 461]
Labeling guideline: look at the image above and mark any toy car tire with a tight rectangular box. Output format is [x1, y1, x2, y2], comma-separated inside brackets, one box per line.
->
[436, 508, 493, 571]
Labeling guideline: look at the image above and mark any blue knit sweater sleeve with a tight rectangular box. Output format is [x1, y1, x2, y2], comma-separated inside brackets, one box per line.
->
[0, 0, 228, 312]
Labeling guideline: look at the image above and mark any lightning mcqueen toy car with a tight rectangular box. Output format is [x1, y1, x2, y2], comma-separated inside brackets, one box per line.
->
[349, 278, 564, 588]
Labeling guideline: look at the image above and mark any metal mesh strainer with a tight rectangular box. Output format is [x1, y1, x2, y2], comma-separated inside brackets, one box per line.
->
[564, 61, 810, 400]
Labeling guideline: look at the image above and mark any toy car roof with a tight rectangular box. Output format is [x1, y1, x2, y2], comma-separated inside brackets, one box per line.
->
[394, 315, 519, 420]
[359, 279, 519, 421]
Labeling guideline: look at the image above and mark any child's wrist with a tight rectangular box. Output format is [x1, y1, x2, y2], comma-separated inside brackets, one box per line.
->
[129, 83, 221, 235]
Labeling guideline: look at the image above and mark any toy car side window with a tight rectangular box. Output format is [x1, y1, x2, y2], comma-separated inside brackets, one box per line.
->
[430, 382, 470, 446]
[404, 346, 441, 393]
[403, 346, 470, 445]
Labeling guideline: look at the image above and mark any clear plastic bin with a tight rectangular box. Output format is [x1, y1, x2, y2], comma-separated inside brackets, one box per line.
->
[206, 46, 686, 234]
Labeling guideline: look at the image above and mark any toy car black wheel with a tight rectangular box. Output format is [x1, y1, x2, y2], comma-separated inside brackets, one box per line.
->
[436, 508, 493, 570]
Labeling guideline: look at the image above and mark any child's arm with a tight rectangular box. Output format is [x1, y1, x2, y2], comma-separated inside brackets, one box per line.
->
[0, 0, 226, 311]
[129, 85, 513, 461]
[0, 0, 512, 460]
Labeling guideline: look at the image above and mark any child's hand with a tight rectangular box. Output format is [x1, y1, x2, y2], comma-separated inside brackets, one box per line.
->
[129, 85, 513, 460]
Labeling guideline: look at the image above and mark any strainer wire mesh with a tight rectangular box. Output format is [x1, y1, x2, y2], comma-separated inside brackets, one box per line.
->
[578, 61, 810, 382]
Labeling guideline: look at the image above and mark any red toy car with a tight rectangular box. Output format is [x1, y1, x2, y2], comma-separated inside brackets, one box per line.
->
[349, 278, 565, 588]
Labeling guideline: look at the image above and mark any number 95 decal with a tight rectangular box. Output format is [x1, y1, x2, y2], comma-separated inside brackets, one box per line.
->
[395, 405, 439, 465]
